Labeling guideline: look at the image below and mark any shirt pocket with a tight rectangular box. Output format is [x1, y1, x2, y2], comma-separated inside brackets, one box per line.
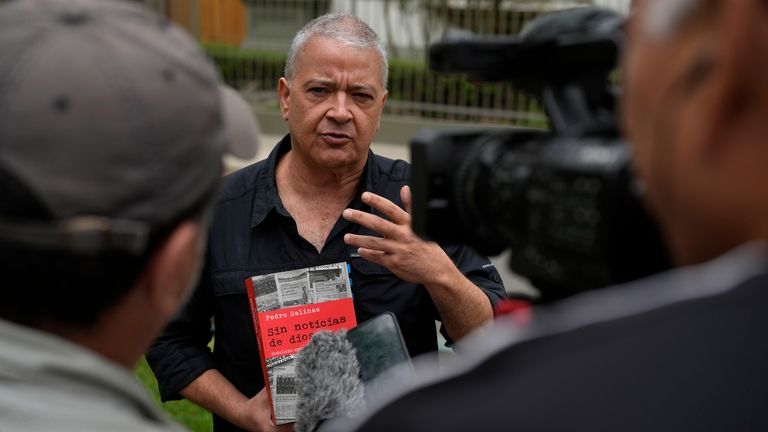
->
[347, 257, 393, 278]
[347, 258, 396, 298]
[347, 258, 425, 317]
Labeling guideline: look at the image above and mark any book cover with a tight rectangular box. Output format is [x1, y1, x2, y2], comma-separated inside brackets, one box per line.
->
[245, 262, 356, 425]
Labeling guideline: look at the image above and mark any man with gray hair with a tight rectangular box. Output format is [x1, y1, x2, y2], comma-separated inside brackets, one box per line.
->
[0, 0, 260, 431]
[148, 12, 507, 432]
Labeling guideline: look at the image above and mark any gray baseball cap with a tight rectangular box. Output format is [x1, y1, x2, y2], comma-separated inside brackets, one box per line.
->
[0, 0, 260, 254]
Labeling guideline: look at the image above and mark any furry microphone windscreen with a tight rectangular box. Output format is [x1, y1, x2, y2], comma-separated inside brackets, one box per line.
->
[295, 330, 366, 432]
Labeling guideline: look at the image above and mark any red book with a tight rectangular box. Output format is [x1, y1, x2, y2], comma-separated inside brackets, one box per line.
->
[244, 262, 356, 425]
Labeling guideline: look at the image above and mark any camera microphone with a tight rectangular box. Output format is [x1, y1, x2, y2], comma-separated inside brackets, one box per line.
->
[294, 314, 414, 431]
[294, 330, 365, 432]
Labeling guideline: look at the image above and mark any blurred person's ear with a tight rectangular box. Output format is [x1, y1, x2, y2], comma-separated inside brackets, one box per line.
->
[138, 220, 206, 319]
[692, 0, 767, 159]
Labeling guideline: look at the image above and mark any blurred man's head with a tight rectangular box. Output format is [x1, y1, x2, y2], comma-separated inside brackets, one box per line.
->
[279, 13, 388, 173]
[0, 0, 258, 365]
[622, 0, 768, 265]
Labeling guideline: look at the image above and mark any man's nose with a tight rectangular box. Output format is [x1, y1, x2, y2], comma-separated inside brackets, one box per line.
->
[326, 93, 353, 123]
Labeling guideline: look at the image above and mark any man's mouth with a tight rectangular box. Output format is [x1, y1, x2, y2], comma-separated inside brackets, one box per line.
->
[319, 131, 353, 145]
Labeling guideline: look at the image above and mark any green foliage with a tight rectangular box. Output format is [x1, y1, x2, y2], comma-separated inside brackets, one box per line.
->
[387, 57, 546, 125]
[135, 357, 212, 432]
[204, 43, 287, 91]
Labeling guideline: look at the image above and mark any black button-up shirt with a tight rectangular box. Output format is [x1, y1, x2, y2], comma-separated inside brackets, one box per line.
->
[147, 135, 506, 431]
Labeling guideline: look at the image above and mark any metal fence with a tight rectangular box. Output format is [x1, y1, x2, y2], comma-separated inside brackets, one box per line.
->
[149, 0, 630, 126]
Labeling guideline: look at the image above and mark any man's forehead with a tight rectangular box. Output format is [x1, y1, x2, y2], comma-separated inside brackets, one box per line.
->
[292, 39, 384, 86]
[302, 77, 380, 91]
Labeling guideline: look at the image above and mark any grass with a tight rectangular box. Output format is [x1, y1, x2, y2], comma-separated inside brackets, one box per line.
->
[135, 357, 213, 432]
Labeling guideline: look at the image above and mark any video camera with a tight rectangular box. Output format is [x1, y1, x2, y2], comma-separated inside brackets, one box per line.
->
[411, 7, 671, 302]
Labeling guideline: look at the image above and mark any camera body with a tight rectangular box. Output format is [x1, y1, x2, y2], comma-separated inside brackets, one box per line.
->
[411, 7, 670, 301]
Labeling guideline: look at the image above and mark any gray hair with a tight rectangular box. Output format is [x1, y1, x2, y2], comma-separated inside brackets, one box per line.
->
[284, 13, 389, 89]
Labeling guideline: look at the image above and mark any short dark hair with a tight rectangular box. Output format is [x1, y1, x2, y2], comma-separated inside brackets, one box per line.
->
[0, 165, 214, 328]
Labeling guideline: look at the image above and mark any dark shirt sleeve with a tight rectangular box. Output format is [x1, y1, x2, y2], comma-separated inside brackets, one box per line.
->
[448, 244, 506, 305]
[146, 247, 218, 402]
[437, 244, 508, 345]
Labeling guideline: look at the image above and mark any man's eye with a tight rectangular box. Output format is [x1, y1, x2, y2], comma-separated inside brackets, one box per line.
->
[309, 87, 328, 95]
[353, 93, 373, 101]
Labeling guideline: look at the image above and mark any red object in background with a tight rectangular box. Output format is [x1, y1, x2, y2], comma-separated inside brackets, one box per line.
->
[494, 298, 533, 326]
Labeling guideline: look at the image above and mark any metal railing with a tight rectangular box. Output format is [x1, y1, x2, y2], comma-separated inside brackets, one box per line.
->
[146, 0, 630, 126]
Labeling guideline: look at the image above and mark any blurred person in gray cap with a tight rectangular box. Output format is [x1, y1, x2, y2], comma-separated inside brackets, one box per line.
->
[0, 0, 259, 431]
[147, 11, 507, 432]
[313, 0, 768, 430]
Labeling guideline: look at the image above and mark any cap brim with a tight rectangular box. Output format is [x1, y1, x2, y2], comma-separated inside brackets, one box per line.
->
[219, 85, 260, 160]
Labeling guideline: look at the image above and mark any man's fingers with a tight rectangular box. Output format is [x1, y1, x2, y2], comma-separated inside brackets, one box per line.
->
[344, 233, 395, 253]
[360, 191, 411, 225]
[401, 185, 412, 215]
[356, 247, 387, 264]
[343, 208, 400, 238]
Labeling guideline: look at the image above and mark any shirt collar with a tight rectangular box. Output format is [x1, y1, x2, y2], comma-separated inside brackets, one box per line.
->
[250, 134, 380, 228]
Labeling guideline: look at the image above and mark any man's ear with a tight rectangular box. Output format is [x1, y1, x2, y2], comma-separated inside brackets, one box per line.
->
[138, 220, 205, 319]
[278, 77, 291, 121]
[377, 90, 388, 131]
[696, 0, 762, 154]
